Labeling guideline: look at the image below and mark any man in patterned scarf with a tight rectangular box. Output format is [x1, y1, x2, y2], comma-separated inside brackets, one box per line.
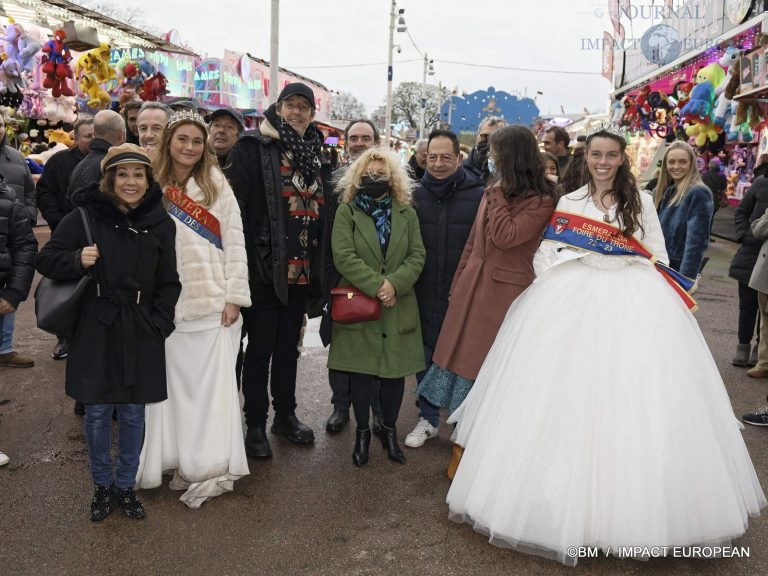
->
[226, 83, 331, 459]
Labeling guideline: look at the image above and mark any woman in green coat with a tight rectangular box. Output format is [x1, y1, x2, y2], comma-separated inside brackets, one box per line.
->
[329, 148, 426, 467]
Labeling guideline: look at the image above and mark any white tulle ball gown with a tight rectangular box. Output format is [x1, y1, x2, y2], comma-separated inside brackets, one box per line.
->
[446, 191, 766, 565]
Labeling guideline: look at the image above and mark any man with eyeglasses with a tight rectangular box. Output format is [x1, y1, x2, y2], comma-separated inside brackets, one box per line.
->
[463, 116, 507, 184]
[404, 129, 485, 449]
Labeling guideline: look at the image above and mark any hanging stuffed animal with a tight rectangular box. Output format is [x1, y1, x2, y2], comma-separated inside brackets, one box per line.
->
[681, 63, 726, 147]
[714, 47, 742, 127]
[75, 43, 115, 84]
[79, 74, 111, 110]
[16, 25, 41, 75]
[40, 29, 73, 98]
[140, 71, 168, 101]
[715, 59, 741, 128]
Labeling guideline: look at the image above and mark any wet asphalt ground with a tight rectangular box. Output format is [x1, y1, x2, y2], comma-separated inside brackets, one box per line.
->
[2, 225, 768, 576]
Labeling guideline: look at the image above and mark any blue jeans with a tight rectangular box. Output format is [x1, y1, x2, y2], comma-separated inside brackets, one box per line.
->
[417, 345, 440, 427]
[84, 403, 144, 489]
[0, 312, 14, 354]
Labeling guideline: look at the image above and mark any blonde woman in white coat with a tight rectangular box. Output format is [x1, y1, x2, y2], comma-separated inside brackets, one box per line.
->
[136, 110, 251, 508]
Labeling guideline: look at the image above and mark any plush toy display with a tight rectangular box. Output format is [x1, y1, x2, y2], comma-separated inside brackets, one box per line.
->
[40, 29, 73, 98]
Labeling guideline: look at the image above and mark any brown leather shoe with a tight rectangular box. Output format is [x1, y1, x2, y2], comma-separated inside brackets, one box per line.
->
[0, 351, 34, 368]
[747, 367, 768, 378]
[447, 443, 464, 480]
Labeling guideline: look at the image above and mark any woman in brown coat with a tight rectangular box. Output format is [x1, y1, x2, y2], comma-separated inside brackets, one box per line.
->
[415, 126, 557, 475]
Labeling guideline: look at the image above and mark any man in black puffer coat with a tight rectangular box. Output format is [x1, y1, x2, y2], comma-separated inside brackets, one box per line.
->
[0, 174, 38, 369]
[404, 129, 485, 449]
[729, 175, 768, 367]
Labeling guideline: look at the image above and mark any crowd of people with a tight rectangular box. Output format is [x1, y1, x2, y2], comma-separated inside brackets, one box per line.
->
[1, 80, 767, 564]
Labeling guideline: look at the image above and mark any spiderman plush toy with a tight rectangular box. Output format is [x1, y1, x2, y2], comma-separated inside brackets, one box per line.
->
[41, 29, 74, 98]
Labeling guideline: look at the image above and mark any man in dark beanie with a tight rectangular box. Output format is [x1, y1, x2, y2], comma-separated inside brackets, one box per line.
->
[225, 82, 331, 459]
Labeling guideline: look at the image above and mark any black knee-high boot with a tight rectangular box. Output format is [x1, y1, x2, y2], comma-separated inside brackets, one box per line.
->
[352, 428, 371, 467]
[380, 426, 405, 463]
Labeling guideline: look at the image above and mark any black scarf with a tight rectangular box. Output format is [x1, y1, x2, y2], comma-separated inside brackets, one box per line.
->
[421, 166, 464, 199]
[277, 116, 322, 186]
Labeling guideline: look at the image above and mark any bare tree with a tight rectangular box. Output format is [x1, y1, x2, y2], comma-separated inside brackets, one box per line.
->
[391, 81, 450, 132]
[330, 91, 367, 121]
[79, 2, 162, 36]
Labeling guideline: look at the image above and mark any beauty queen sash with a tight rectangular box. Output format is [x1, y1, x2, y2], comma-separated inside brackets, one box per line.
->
[164, 185, 223, 250]
[542, 211, 698, 311]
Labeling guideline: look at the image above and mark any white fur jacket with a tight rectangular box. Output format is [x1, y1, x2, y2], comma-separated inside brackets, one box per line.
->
[168, 168, 251, 323]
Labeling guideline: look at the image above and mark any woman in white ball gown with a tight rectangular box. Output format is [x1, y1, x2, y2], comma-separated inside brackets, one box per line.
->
[446, 125, 766, 565]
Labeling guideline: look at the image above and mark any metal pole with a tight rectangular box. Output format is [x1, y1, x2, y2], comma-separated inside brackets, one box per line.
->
[418, 53, 427, 139]
[435, 80, 442, 130]
[384, 0, 396, 146]
[269, 0, 280, 105]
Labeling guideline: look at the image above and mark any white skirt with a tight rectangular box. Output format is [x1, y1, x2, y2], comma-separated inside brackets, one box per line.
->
[136, 314, 249, 509]
[446, 255, 766, 565]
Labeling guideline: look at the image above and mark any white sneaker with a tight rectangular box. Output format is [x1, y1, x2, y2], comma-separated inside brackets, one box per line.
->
[0, 451, 8, 466]
[404, 418, 438, 448]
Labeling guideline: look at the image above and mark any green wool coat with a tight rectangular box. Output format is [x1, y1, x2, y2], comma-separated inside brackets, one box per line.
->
[328, 200, 426, 378]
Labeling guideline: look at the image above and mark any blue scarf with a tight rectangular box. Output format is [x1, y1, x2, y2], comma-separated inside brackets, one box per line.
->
[354, 191, 392, 257]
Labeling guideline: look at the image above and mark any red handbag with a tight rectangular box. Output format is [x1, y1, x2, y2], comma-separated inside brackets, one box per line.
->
[330, 286, 381, 324]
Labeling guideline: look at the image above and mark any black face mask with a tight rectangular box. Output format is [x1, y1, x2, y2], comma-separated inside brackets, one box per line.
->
[476, 139, 490, 157]
[360, 176, 390, 198]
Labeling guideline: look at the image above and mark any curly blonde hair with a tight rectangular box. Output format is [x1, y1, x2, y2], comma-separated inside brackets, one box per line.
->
[337, 147, 413, 205]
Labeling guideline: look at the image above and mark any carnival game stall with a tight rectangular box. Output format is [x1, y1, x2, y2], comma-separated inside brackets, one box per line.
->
[607, 0, 768, 202]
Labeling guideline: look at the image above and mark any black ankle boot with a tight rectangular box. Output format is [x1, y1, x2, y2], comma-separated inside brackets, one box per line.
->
[352, 428, 371, 467]
[90, 484, 114, 521]
[380, 426, 406, 463]
[112, 486, 145, 519]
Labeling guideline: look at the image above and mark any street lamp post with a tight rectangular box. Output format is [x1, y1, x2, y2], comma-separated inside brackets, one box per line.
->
[269, 0, 279, 105]
[385, 1, 406, 146]
[417, 54, 434, 138]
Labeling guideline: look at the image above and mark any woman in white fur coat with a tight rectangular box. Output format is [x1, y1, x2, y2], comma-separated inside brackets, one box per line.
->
[136, 109, 251, 508]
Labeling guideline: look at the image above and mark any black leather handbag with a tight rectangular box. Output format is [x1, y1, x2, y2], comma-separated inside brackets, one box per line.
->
[35, 207, 94, 338]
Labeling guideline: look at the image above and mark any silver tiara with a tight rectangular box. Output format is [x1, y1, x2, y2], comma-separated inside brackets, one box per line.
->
[585, 121, 627, 141]
[168, 108, 207, 131]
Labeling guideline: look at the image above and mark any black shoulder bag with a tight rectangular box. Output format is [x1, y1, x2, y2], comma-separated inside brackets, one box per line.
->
[35, 207, 94, 338]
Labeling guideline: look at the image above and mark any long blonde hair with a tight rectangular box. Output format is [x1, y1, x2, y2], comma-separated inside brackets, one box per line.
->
[654, 140, 703, 208]
[152, 119, 220, 207]
[337, 147, 413, 205]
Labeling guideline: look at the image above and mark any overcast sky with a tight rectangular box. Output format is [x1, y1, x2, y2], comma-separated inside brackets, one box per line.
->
[127, 0, 626, 117]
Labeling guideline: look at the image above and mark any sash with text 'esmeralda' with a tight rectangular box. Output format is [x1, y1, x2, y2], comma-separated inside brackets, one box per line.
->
[164, 185, 223, 250]
[542, 210, 698, 312]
